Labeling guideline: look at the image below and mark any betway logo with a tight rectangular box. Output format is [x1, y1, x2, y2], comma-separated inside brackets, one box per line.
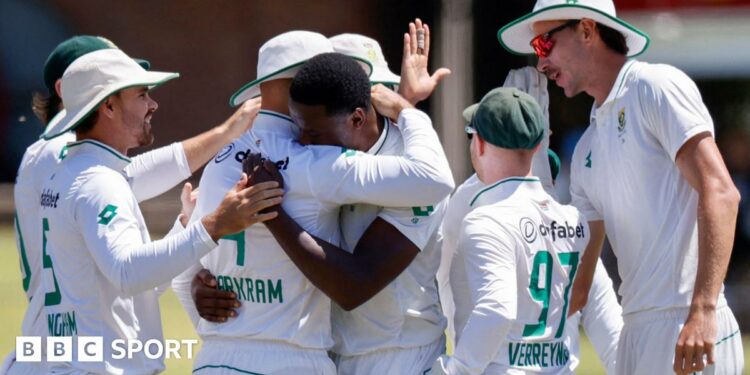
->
[519, 218, 585, 243]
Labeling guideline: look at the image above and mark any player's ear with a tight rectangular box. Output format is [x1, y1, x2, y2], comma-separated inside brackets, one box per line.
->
[476, 134, 487, 156]
[101, 96, 117, 119]
[581, 18, 596, 44]
[54, 79, 63, 98]
[349, 107, 367, 129]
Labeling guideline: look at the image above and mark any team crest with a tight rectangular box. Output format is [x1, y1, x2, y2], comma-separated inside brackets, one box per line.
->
[617, 108, 626, 133]
[363, 42, 379, 63]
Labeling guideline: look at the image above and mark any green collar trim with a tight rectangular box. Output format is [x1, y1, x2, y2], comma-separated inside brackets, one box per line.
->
[497, 3, 651, 57]
[66, 139, 131, 162]
[258, 109, 293, 122]
[470, 177, 540, 207]
[372, 116, 390, 155]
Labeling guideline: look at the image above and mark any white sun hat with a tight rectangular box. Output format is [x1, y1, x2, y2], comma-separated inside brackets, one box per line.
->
[498, 0, 650, 58]
[229, 30, 373, 107]
[330, 33, 400, 87]
[43, 48, 178, 140]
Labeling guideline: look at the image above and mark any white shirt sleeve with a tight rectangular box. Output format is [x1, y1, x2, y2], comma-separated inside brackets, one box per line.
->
[75, 172, 217, 296]
[309, 108, 454, 207]
[437, 175, 484, 349]
[126, 142, 191, 202]
[638, 65, 715, 161]
[580, 260, 623, 374]
[377, 199, 447, 251]
[162, 216, 202, 327]
[447, 211, 517, 375]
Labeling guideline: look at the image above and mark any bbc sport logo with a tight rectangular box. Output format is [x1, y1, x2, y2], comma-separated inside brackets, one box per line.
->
[16, 336, 198, 362]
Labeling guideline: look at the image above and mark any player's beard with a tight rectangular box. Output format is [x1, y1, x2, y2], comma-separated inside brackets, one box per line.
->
[138, 119, 154, 147]
[131, 111, 155, 148]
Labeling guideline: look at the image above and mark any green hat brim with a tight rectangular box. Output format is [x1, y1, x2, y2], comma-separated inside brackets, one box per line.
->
[229, 56, 373, 107]
[43, 72, 179, 140]
[497, 4, 650, 58]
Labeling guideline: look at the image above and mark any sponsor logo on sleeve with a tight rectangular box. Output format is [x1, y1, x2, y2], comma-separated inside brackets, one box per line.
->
[97, 205, 118, 225]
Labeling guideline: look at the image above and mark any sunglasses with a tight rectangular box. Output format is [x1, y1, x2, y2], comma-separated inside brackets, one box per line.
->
[465, 125, 477, 141]
[530, 20, 580, 58]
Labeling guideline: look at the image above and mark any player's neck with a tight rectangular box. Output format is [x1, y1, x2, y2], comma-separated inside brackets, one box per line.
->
[259, 79, 292, 115]
[359, 110, 385, 152]
[590, 52, 628, 107]
[477, 148, 533, 184]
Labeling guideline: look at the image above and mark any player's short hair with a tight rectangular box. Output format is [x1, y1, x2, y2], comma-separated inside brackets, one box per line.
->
[73, 91, 121, 135]
[597, 22, 628, 55]
[32, 92, 62, 125]
[290, 52, 371, 116]
[74, 109, 99, 135]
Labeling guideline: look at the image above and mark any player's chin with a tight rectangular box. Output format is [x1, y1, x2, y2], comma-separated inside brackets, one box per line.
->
[138, 133, 155, 147]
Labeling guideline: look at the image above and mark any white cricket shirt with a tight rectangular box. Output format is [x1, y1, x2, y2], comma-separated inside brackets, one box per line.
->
[332, 118, 449, 356]
[446, 177, 589, 374]
[439, 175, 622, 373]
[569, 59, 725, 315]
[39, 139, 216, 374]
[175, 108, 453, 350]
[14, 133, 189, 343]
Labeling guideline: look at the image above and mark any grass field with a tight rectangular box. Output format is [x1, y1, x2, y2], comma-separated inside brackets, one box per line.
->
[0, 224, 747, 374]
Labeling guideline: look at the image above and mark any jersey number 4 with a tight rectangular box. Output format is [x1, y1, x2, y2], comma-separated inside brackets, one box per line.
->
[522, 250, 579, 338]
[221, 232, 246, 266]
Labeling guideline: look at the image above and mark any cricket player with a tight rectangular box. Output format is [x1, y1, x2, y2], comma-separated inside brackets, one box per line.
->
[432, 88, 589, 374]
[499, 0, 743, 373]
[35, 48, 281, 374]
[7, 35, 262, 374]
[245, 30, 452, 373]
[437, 99, 622, 374]
[187, 23, 453, 374]
[171, 31, 453, 375]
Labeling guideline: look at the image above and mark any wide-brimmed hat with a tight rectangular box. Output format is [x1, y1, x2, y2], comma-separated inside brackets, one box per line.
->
[43, 48, 178, 140]
[498, 0, 650, 57]
[330, 33, 400, 87]
[229, 30, 373, 107]
[43, 35, 150, 94]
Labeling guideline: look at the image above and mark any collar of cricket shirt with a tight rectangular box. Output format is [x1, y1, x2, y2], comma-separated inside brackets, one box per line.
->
[64, 139, 131, 171]
[366, 116, 391, 155]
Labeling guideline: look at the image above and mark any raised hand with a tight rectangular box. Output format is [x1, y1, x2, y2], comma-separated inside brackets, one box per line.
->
[178, 182, 199, 227]
[398, 18, 451, 105]
[220, 97, 262, 140]
[201, 173, 283, 241]
[371, 84, 414, 122]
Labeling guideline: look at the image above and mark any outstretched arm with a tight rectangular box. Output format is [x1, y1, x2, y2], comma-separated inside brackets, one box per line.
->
[246, 155, 422, 311]
[127, 98, 261, 202]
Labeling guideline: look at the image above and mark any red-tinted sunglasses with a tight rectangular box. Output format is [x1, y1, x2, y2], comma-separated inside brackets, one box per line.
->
[530, 20, 579, 58]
